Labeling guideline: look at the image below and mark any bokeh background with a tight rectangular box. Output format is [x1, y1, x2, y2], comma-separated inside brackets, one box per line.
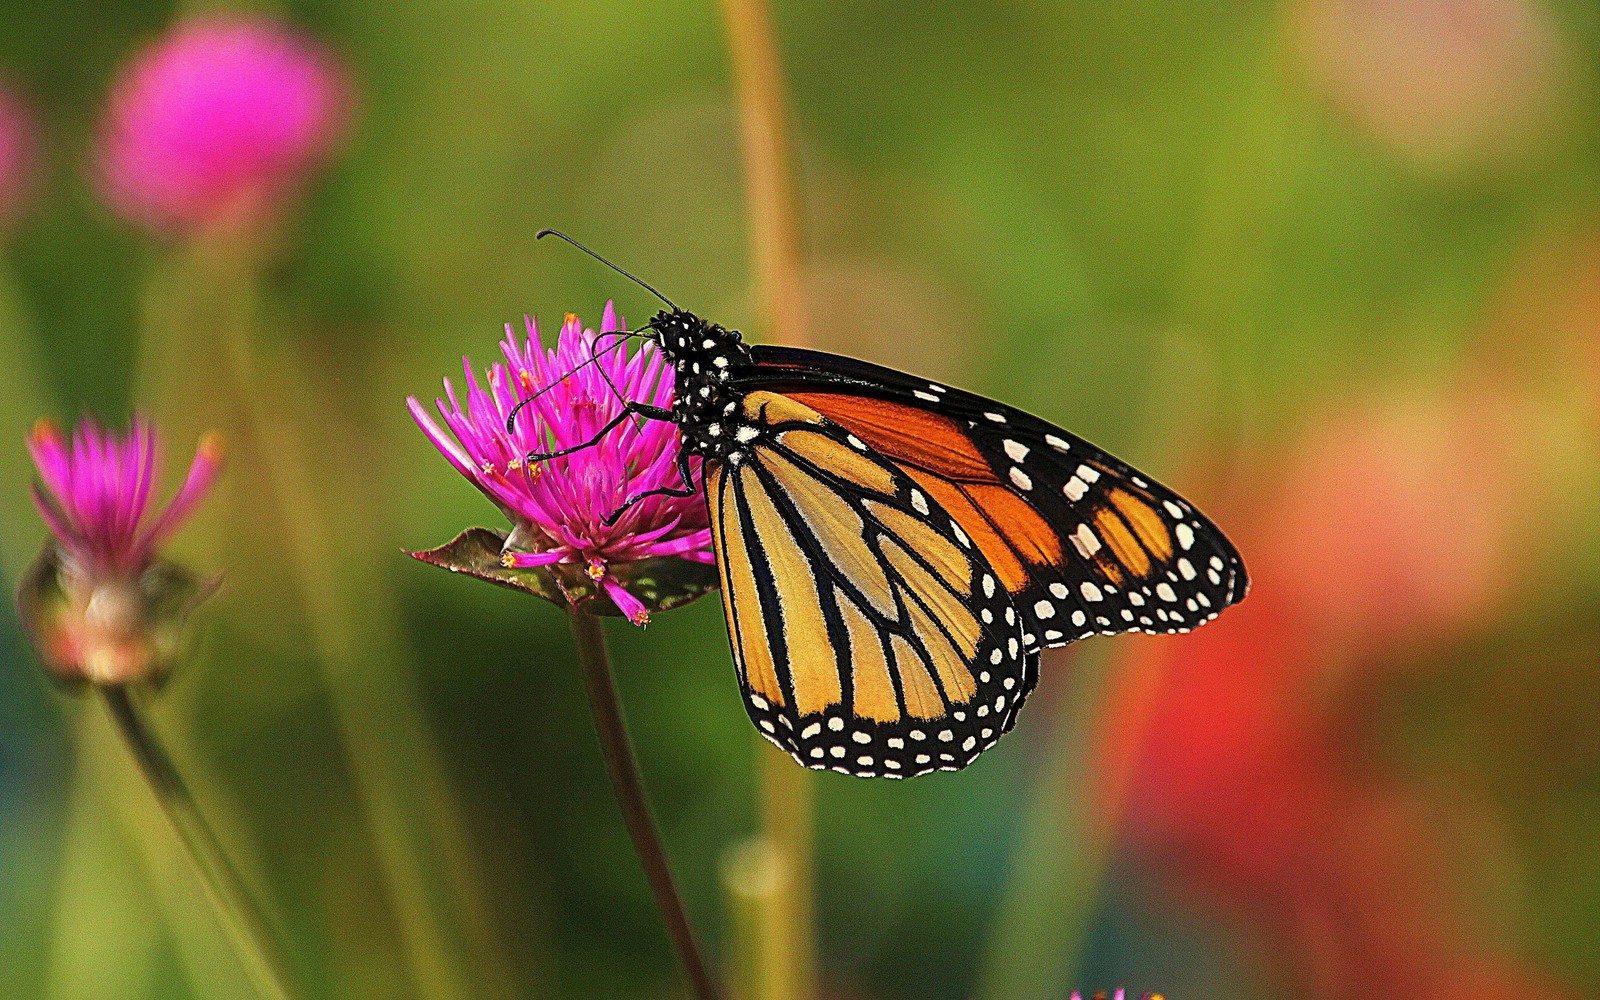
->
[2, 2, 1597, 998]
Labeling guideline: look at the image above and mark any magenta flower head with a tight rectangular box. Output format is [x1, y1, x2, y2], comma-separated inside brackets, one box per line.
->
[409, 304, 716, 624]
[93, 15, 351, 235]
[0, 80, 39, 230]
[17, 418, 224, 687]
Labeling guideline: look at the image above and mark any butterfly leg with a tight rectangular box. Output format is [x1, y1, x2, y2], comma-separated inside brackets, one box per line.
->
[521, 401, 675, 464]
[601, 449, 698, 526]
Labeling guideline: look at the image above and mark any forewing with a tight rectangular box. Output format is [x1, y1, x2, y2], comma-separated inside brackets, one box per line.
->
[736, 346, 1249, 652]
[706, 390, 1036, 778]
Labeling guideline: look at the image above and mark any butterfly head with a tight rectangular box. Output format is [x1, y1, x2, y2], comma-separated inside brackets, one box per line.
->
[650, 308, 750, 375]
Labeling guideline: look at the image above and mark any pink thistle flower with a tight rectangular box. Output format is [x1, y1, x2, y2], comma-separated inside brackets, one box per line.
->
[0, 80, 39, 229]
[93, 15, 351, 234]
[18, 418, 224, 687]
[409, 303, 714, 625]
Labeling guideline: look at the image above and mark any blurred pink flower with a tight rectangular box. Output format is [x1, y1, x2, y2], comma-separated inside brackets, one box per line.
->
[409, 304, 712, 624]
[0, 80, 39, 228]
[28, 417, 223, 577]
[20, 417, 223, 686]
[1293, 0, 1563, 170]
[94, 15, 350, 234]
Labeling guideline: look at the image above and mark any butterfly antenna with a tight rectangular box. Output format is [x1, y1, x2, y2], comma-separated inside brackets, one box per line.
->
[536, 229, 679, 311]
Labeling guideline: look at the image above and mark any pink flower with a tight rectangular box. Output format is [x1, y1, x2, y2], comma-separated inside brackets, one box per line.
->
[93, 15, 350, 234]
[409, 304, 713, 625]
[19, 418, 224, 687]
[28, 418, 223, 577]
[0, 80, 39, 229]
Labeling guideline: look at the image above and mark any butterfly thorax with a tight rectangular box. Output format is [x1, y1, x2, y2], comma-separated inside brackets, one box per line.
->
[652, 308, 753, 460]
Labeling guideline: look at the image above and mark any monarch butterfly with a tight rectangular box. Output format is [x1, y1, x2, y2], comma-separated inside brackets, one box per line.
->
[526, 231, 1248, 779]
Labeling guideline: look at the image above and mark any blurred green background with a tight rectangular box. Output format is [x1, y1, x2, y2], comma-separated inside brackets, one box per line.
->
[2, 1, 1597, 998]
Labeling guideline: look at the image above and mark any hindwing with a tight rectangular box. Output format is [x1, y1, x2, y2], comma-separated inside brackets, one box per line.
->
[706, 391, 1038, 778]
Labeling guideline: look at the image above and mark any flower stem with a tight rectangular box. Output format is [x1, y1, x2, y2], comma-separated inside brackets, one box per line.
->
[566, 610, 725, 1000]
[99, 686, 300, 1000]
[718, 4, 818, 998]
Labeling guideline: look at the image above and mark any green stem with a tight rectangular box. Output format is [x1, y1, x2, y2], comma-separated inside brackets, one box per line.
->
[566, 610, 725, 1000]
[99, 687, 301, 1000]
[717, 2, 818, 996]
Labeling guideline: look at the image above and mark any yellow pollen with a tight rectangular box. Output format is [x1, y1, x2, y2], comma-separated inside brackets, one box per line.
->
[631, 610, 651, 627]
[519, 370, 536, 392]
[197, 431, 226, 463]
[500, 553, 516, 568]
[586, 559, 606, 581]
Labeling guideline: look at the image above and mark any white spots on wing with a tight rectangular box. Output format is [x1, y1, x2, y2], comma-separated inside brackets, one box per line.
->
[1033, 599, 1055, 619]
[938, 729, 954, 742]
[962, 736, 977, 752]
[1045, 434, 1070, 452]
[1049, 583, 1068, 599]
[1072, 609, 1087, 627]
[1176, 522, 1195, 550]
[910, 489, 929, 515]
[913, 390, 940, 402]
[1044, 629, 1063, 642]
[760, 720, 776, 733]
[887, 737, 905, 749]
[1003, 440, 1029, 462]
[1064, 476, 1089, 502]
[1178, 557, 1197, 580]
[712, 356, 729, 368]
[845, 434, 868, 451]
[1081, 582, 1104, 602]
[915, 754, 931, 764]
[852, 731, 871, 744]
[1071, 523, 1101, 558]
[1156, 582, 1178, 602]
[1122, 608, 1135, 621]
[1004, 606, 1015, 625]
[990, 648, 1003, 665]
[735, 425, 760, 443]
[1208, 569, 1223, 585]
[828, 717, 845, 732]
[1009, 467, 1033, 490]
[950, 521, 972, 548]
[1008, 637, 1019, 658]
[1076, 464, 1101, 484]
[801, 723, 821, 739]
[810, 747, 825, 759]
[984, 412, 1006, 423]
[750, 694, 769, 710]
[1164, 500, 1186, 519]
[984, 574, 997, 598]
[1128, 590, 1145, 606]
[830, 746, 846, 758]
[1002, 676, 1016, 690]
[981, 608, 994, 624]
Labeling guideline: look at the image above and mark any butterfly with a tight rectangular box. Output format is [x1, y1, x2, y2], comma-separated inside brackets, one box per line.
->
[527, 231, 1248, 779]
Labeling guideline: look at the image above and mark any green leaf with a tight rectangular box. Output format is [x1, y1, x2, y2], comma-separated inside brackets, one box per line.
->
[409, 527, 719, 619]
